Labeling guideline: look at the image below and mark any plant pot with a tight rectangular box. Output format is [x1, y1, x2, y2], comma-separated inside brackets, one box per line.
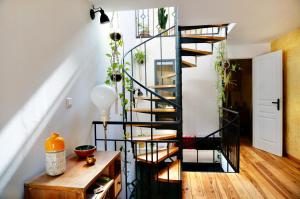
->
[137, 60, 144, 65]
[110, 73, 122, 82]
[159, 28, 168, 36]
[110, 32, 122, 41]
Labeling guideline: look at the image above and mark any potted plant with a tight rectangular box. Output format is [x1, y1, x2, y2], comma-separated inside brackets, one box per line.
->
[105, 38, 124, 82]
[134, 49, 145, 65]
[158, 8, 168, 35]
[105, 37, 132, 111]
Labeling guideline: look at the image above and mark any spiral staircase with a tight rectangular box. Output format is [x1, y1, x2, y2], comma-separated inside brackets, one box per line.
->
[93, 23, 240, 199]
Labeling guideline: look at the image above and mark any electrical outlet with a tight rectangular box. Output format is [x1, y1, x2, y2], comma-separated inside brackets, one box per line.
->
[65, 98, 72, 109]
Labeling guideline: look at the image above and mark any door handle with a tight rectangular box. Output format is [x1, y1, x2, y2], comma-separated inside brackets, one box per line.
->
[272, 98, 280, 111]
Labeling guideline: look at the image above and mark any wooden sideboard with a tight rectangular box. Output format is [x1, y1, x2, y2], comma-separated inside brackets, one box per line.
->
[25, 151, 121, 199]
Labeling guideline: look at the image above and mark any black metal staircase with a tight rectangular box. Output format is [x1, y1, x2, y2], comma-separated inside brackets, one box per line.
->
[93, 22, 240, 199]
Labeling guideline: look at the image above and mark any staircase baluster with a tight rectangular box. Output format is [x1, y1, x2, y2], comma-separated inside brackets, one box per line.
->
[160, 33, 163, 84]
[124, 140, 128, 198]
[146, 141, 148, 163]
[144, 43, 148, 96]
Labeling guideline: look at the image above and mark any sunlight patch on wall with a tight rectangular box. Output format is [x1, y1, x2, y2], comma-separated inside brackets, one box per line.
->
[0, 54, 83, 192]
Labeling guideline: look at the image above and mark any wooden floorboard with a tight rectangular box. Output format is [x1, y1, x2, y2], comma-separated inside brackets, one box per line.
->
[182, 142, 300, 199]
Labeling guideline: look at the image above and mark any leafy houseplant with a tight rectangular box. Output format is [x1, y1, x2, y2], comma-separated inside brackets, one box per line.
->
[105, 39, 124, 83]
[134, 49, 145, 65]
[105, 37, 132, 110]
[158, 8, 168, 34]
[214, 41, 238, 108]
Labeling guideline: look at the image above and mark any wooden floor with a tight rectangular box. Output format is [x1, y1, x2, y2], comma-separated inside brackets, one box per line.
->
[182, 142, 300, 199]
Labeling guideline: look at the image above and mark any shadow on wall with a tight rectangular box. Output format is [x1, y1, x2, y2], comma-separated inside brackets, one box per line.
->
[0, 23, 107, 195]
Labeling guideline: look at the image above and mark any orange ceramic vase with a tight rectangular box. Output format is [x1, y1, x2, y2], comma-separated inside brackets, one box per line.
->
[45, 132, 66, 176]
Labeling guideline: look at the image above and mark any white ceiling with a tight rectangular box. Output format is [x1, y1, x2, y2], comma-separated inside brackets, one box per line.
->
[94, 0, 300, 44]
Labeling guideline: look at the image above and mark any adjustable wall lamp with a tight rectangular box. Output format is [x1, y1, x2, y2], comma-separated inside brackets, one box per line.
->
[90, 5, 110, 24]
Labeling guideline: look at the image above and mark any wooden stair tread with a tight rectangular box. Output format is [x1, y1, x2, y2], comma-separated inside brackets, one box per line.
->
[181, 60, 196, 68]
[137, 147, 179, 163]
[181, 48, 212, 56]
[135, 96, 176, 101]
[157, 160, 181, 183]
[130, 108, 176, 113]
[128, 134, 177, 141]
[125, 123, 178, 130]
[148, 85, 176, 89]
[126, 123, 160, 127]
[181, 35, 225, 43]
[162, 73, 176, 78]
[179, 24, 229, 31]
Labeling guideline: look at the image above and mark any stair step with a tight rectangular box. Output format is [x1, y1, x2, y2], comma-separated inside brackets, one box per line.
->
[135, 96, 176, 101]
[181, 35, 225, 44]
[181, 60, 196, 68]
[128, 133, 177, 141]
[137, 147, 179, 164]
[162, 73, 176, 79]
[181, 48, 212, 56]
[179, 24, 229, 31]
[130, 108, 176, 113]
[148, 85, 176, 89]
[157, 160, 181, 183]
[126, 123, 179, 130]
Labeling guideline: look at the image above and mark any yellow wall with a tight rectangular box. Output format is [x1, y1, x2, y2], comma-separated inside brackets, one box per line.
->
[271, 28, 300, 161]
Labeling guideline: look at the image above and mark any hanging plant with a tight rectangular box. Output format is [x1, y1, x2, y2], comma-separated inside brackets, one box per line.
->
[214, 41, 238, 108]
[109, 32, 122, 41]
[105, 39, 124, 83]
[105, 37, 132, 111]
[134, 49, 145, 65]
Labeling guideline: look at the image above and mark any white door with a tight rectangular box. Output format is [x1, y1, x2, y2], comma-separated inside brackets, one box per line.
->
[253, 50, 283, 156]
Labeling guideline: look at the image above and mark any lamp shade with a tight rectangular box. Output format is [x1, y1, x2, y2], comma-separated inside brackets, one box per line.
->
[90, 84, 117, 122]
[100, 9, 110, 24]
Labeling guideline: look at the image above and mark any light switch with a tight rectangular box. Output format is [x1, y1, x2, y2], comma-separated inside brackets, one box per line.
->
[65, 98, 72, 109]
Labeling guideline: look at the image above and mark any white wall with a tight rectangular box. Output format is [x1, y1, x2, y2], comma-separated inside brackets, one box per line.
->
[228, 43, 270, 59]
[0, 0, 116, 198]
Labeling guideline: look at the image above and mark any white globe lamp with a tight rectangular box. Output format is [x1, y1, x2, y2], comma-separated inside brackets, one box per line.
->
[91, 84, 117, 150]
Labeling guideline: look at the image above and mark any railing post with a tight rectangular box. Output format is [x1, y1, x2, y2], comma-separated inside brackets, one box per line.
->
[175, 13, 183, 162]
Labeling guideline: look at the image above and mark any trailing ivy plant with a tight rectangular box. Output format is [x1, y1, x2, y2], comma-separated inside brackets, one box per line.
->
[104, 37, 132, 111]
[214, 41, 238, 108]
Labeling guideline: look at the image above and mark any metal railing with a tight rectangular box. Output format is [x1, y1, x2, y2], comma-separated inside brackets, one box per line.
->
[92, 17, 183, 199]
[93, 125, 181, 199]
[182, 108, 240, 172]
[122, 25, 182, 139]
[135, 7, 176, 38]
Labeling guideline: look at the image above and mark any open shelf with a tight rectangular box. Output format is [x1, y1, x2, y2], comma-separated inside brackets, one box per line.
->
[86, 178, 114, 199]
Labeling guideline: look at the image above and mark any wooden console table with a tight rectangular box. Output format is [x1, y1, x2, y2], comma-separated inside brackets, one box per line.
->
[25, 151, 121, 199]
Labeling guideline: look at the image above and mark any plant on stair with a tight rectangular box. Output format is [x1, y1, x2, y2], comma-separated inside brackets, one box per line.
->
[214, 41, 238, 108]
[158, 8, 168, 35]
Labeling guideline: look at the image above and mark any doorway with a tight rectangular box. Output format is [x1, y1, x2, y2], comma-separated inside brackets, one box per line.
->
[227, 59, 253, 143]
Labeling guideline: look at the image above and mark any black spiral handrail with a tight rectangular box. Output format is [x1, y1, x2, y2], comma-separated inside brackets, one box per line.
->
[122, 25, 181, 110]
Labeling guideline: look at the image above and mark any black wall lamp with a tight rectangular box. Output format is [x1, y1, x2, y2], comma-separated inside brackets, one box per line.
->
[90, 5, 110, 24]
